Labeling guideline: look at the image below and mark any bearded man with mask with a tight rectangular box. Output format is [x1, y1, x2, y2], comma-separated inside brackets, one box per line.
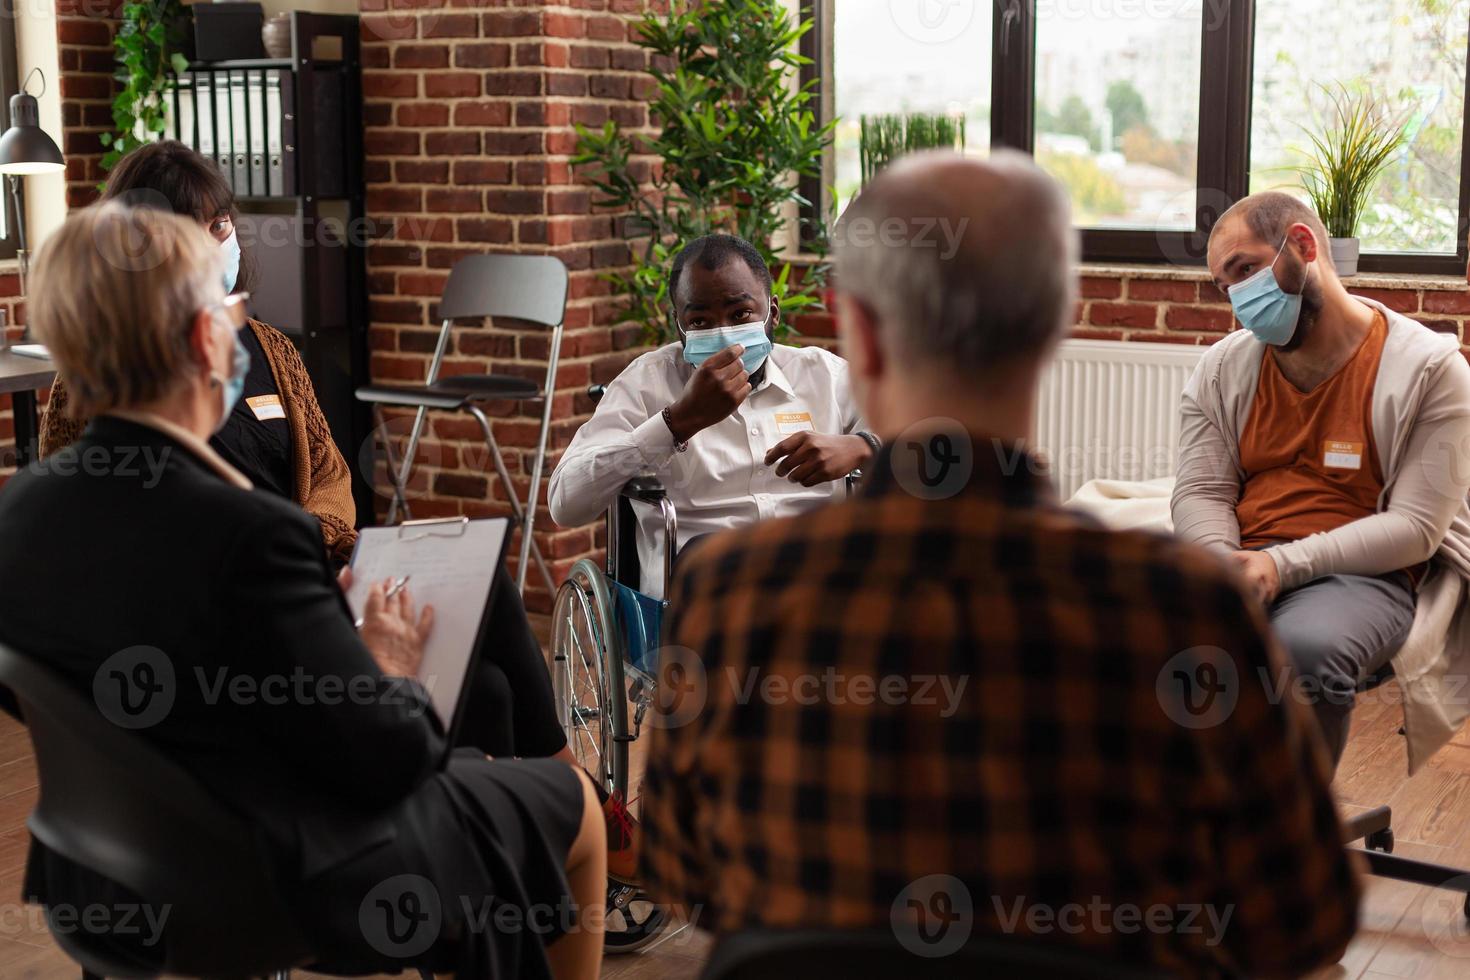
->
[1173, 191, 1470, 767]
[549, 234, 877, 599]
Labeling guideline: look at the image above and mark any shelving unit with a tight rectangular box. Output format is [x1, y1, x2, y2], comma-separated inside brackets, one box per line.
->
[169, 12, 372, 523]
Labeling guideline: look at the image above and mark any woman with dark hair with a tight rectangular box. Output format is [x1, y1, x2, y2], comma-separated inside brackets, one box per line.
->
[39, 140, 357, 561]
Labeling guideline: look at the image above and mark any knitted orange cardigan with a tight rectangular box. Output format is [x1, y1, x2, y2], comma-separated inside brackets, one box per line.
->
[38, 319, 359, 563]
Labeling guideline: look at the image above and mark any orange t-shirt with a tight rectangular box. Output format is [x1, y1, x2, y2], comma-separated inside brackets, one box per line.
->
[1236, 312, 1388, 551]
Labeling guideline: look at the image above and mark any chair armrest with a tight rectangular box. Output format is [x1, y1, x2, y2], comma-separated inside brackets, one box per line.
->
[607, 475, 677, 597]
[620, 475, 668, 505]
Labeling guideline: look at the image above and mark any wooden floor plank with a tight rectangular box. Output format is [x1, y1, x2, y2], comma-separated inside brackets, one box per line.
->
[0, 676, 1464, 976]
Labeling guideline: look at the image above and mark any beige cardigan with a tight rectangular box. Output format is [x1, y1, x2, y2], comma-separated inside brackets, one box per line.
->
[1172, 298, 1470, 772]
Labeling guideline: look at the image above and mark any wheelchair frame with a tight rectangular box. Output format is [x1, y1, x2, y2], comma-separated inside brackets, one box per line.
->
[550, 472, 676, 801]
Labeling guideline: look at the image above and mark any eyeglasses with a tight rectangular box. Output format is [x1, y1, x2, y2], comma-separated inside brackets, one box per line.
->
[208, 292, 251, 330]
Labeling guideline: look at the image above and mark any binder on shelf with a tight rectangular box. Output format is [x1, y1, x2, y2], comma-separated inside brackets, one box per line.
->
[228, 69, 250, 195]
[212, 71, 233, 189]
[194, 71, 217, 176]
[266, 69, 296, 196]
[174, 74, 196, 150]
[248, 70, 267, 195]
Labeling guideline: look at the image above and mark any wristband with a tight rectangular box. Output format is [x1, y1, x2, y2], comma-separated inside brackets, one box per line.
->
[662, 406, 690, 453]
[855, 430, 882, 458]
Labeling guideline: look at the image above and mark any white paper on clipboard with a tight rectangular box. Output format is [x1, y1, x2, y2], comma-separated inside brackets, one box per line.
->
[345, 517, 509, 729]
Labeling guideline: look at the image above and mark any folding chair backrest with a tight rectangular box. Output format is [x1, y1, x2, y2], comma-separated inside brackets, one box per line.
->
[438, 253, 569, 327]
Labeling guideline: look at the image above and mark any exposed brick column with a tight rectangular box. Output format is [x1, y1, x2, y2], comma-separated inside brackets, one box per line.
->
[56, 0, 123, 208]
[359, 0, 659, 611]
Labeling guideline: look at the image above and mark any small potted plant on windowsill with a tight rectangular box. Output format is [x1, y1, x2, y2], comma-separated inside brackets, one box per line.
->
[859, 112, 967, 185]
[1294, 85, 1408, 277]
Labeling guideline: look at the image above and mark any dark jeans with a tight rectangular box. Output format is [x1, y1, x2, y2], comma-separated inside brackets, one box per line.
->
[1268, 572, 1416, 767]
[456, 566, 568, 759]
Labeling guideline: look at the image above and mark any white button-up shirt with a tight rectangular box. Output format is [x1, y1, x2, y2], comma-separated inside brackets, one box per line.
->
[549, 342, 863, 597]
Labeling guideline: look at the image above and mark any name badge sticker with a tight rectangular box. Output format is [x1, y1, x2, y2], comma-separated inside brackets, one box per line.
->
[1323, 440, 1363, 470]
[247, 394, 286, 421]
[774, 411, 814, 435]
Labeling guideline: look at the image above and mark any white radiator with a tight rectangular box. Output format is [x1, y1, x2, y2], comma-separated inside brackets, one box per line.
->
[1033, 339, 1208, 501]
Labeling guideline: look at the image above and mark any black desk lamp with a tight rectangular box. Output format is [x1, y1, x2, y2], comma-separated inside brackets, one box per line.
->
[0, 67, 66, 343]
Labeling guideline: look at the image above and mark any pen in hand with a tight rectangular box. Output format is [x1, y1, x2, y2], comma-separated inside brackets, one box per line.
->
[355, 574, 411, 629]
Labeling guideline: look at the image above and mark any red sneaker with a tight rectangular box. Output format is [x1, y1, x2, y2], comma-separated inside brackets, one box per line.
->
[603, 790, 641, 885]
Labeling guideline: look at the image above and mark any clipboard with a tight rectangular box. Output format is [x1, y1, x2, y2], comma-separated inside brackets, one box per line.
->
[345, 516, 510, 757]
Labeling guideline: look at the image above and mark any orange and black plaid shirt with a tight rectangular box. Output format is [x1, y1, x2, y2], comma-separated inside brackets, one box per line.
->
[640, 437, 1360, 977]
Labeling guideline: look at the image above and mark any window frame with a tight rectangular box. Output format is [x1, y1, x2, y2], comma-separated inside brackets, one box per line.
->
[814, 0, 1470, 275]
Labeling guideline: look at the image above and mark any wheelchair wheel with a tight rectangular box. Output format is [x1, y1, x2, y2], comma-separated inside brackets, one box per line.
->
[604, 881, 670, 954]
[551, 558, 629, 799]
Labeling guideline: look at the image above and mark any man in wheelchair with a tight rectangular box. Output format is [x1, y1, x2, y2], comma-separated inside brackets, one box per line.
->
[548, 233, 880, 599]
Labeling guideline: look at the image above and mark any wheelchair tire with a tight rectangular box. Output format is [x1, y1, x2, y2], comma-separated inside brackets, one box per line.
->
[551, 558, 630, 799]
[604, 882, 671, 955]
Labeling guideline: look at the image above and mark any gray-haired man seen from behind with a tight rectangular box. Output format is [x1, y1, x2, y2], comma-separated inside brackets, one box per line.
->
[639, 151, 1359, 976]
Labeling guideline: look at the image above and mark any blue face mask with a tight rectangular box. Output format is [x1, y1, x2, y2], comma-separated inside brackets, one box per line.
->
[1226, 238, 1311, 347]
[220, 230, 241, 294]
[681, 315, 773, 375]
[215, 326, 250, 432]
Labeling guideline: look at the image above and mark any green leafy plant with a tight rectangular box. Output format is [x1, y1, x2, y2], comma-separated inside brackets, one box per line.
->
[859, 112, 966, 185]
[102, 0, 192, 171]
[572, 0, 834, 345]
[1295, 85, 1409, 239]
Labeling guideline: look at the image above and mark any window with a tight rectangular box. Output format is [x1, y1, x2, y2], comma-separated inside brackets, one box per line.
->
[1250, 0, 1469, 257]
[830, 0, 991, 209]
[817, 0, 1470, 274]
[1034, 2, 1202, 231]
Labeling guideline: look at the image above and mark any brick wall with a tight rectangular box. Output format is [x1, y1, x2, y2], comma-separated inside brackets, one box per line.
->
[791, 265, 1470, 355]
[0, 1, 120, 480]
[358, 0, 662, 611]
[57, 0, 122, 208]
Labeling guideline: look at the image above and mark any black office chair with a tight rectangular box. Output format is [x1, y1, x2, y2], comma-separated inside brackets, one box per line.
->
[1341, 664, 1470, 920]
[700, 928, 1170, 980]
[0, 643, 312, 979]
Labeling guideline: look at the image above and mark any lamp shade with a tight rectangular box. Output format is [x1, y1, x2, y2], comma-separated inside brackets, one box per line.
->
[0, 92, 64, 175]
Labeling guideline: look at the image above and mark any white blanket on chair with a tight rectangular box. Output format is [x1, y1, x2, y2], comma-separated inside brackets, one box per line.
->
[1066, 477, 1176, 533]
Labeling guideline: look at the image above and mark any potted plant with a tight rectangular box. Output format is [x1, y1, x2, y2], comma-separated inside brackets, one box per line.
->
[860, 112, 966, 185]
[102, 0, 195, 171]
[1294, 85, 1408, 277]
[572, 0, 834, 345]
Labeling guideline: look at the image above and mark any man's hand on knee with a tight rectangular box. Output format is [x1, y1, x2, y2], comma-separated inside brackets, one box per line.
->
[1230, 549, 1281, 606]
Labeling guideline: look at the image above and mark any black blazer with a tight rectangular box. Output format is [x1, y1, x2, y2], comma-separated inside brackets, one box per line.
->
[0, 416, 445, 878]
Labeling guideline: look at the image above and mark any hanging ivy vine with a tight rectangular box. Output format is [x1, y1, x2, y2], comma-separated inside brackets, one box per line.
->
[102, 0, 192, 171]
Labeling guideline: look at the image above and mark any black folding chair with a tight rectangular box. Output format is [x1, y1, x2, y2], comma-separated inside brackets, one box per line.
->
[0, 643, 311, 979]
[701, 928, 1170, 980]
[357, 253, 569, 595]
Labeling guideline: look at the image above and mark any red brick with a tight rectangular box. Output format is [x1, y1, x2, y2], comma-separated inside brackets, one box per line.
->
[1424, 290, 1470, 315]
[1079, 276, 1122, 300]
[425, 189, 483, 213]
[1088, 302, 1159, 329]
[453, 102, 512, 127]
[454, 43, 511, 68]
[1165, 305, 1234, 333]
[425, 73, 481, 98]
[1127, 279, 1197, 303]
[453, 160, 513, 185]
[1349, 287, 1420, 314]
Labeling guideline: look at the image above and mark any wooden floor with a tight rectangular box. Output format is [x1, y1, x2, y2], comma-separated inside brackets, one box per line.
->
[0, 681, 1467, 978]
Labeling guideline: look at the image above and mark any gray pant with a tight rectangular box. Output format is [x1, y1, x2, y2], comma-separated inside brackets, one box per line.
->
[1268, 573, 1416, 767]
